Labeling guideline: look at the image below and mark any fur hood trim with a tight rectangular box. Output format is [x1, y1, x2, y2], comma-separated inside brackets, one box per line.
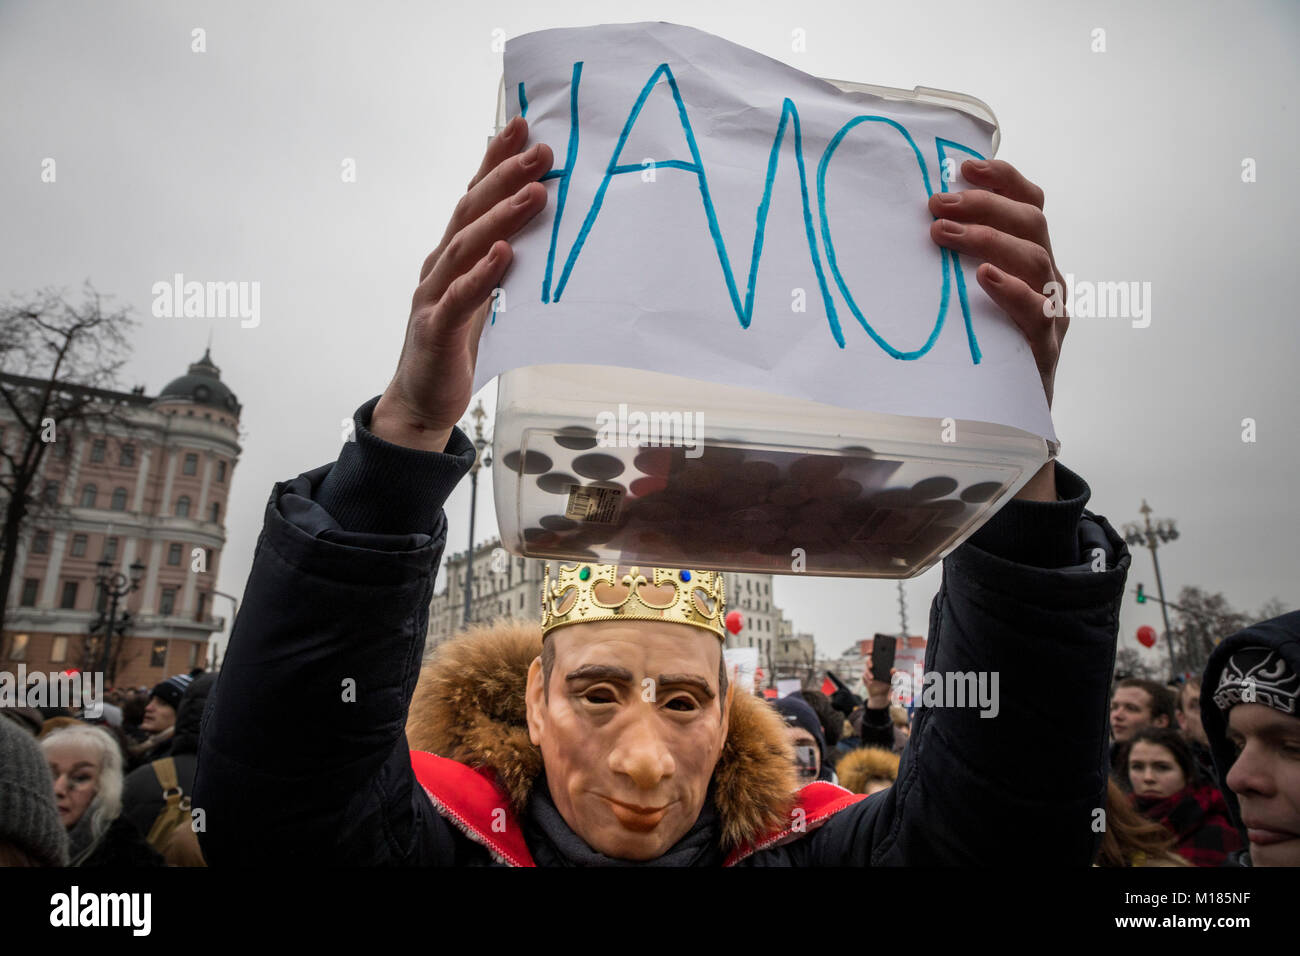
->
[407, 618, 798, 851]
[835, 746, 901, 795]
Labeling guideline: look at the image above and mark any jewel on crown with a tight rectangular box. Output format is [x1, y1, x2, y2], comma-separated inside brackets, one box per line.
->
[540, 563, 726, 640]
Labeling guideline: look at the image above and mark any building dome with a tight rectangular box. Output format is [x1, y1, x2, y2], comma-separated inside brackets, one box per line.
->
[157, 349, 241, 416]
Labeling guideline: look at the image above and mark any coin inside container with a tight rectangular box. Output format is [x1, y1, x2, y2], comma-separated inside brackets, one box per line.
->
[502, 450, 553, 475]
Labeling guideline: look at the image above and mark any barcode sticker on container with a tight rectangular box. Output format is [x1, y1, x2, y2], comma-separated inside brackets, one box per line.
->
[565, 484, 623, 524]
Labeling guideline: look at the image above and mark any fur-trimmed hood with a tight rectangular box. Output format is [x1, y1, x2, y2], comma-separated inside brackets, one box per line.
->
[407, 619, 798, 851]
[835, 746, 901, 795]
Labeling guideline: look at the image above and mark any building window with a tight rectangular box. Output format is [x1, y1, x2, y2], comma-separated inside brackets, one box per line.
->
[119, 444, 135, 467]
[110, 487, 127, 511]
[80, 484, 97, 508]
[196, 592, 208, 622]
[32, 530, 49, 554]
[188, 642, 201, 670]
[20, 579, 38, 607]
[183, 453, 198, 476]
[160, 588, 176, 616]
[50, 635, 68, 663]
[71, 534, 88, 557]
[60, 581, 78, 609]
[176, 496, 190, 518]
[168, 543, 182, 565]
[210, 501, 220, 522]
[91, 439, 106, 462]
[150, 640, 167, 667]
[43, 481, 59, 505]
[216, 461, 227, 483]
[519, 593, 525, 608]
[103, 537, 118, 562]
[8, 634, 28, 661]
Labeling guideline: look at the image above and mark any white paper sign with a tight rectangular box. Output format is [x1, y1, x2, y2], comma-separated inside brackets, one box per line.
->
[776, 678, 804, 699]
[723, 646, 759, 695]
[477, 22, 1055, 441]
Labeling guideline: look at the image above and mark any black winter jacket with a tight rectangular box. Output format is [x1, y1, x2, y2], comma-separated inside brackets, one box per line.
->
[194, 397, 1129, 866]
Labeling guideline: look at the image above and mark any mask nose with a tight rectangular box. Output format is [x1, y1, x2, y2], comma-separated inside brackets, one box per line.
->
[608, 708, 675, 791]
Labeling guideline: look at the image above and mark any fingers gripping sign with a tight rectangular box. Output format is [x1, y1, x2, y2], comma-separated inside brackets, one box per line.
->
[372, 116, 554, 452]
[927, 159, 1068, 410]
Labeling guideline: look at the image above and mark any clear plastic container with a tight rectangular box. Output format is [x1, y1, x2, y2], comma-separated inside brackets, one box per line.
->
[493, 364, 1050, 578]
[489, 72, 1050, 579]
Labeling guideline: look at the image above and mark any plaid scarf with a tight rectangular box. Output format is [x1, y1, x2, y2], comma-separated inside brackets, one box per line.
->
[1133, 784, 1244, 867]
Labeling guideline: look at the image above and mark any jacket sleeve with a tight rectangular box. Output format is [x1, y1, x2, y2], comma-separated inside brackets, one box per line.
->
[805, 462, 1128, 865]
[858, 704, 894, 750]
[193, 396, 475, 865]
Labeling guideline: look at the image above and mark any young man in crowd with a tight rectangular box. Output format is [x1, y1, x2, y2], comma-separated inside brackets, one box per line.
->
[1176, 677, 1217, 783]
[1110, 678, 1176, 781]
[1201, 611, 1300, 866]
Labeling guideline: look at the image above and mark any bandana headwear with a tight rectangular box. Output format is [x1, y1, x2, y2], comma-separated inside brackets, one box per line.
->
[541, 564, 726, 640]
[1213, 646, 1299, 717]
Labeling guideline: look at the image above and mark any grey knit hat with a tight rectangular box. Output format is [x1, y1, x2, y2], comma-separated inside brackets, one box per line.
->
[0, 714, 70, 866]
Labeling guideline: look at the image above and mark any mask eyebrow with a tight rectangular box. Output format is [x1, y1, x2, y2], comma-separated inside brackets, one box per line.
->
[656, 674, 716, 699]
[565, 664, 634, 684]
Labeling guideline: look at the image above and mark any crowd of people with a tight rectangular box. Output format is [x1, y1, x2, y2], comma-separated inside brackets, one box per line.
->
[0, 670, 211, 866]
[768, 608, 1300, 869]
[3, 609, 1296, 869]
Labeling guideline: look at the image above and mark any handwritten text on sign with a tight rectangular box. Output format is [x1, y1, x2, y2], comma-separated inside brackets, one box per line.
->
[475, 23, 1054, 441]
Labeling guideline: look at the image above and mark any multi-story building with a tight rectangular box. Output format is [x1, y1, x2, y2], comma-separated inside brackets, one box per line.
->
[775, 631, 818, 685]
[427, 540, 786, 664]
[427, 537, 546, 646]
[1, 349, 241, 688]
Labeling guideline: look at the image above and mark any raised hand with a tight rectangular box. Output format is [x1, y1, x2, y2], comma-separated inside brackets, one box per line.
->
[371, 116, 553, 451]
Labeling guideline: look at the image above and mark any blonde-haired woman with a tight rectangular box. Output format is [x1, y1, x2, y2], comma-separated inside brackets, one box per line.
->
[41, 724, 162, 867]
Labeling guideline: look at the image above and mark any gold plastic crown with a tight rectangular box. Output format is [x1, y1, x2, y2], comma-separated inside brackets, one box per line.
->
[541, 564, 726, 640]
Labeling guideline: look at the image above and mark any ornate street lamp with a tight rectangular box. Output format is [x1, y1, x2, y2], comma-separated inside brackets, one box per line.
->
[1122, 501, 1179, 678]
[461, 401, 492, 626]
[90, 557, 145, 682]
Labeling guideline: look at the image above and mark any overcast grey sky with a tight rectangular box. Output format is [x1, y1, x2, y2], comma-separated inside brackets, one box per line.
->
[2, 0, 1295, 669]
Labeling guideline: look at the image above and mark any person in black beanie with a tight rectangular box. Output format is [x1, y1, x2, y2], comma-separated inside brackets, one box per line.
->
[127, 673, 193, 770]
[774, 695, 835, 785]
[122, 673, 215, 862]
[0, 715, 69, 866]
[1200, 611, 1300, 867]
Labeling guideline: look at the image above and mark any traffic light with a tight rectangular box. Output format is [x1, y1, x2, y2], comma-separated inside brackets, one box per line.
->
[1136, 583, 1146, 604]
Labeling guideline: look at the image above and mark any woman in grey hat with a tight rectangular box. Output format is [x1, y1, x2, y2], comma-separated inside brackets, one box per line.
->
[0, 715, 68, 866]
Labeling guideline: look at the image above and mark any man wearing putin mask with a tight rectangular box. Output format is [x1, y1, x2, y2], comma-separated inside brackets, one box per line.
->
[194, 115, 1128, 865]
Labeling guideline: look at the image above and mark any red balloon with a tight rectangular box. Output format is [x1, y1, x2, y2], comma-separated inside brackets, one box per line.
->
[1136, 625, 1158, 648]
[725, 610, 744, 635]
